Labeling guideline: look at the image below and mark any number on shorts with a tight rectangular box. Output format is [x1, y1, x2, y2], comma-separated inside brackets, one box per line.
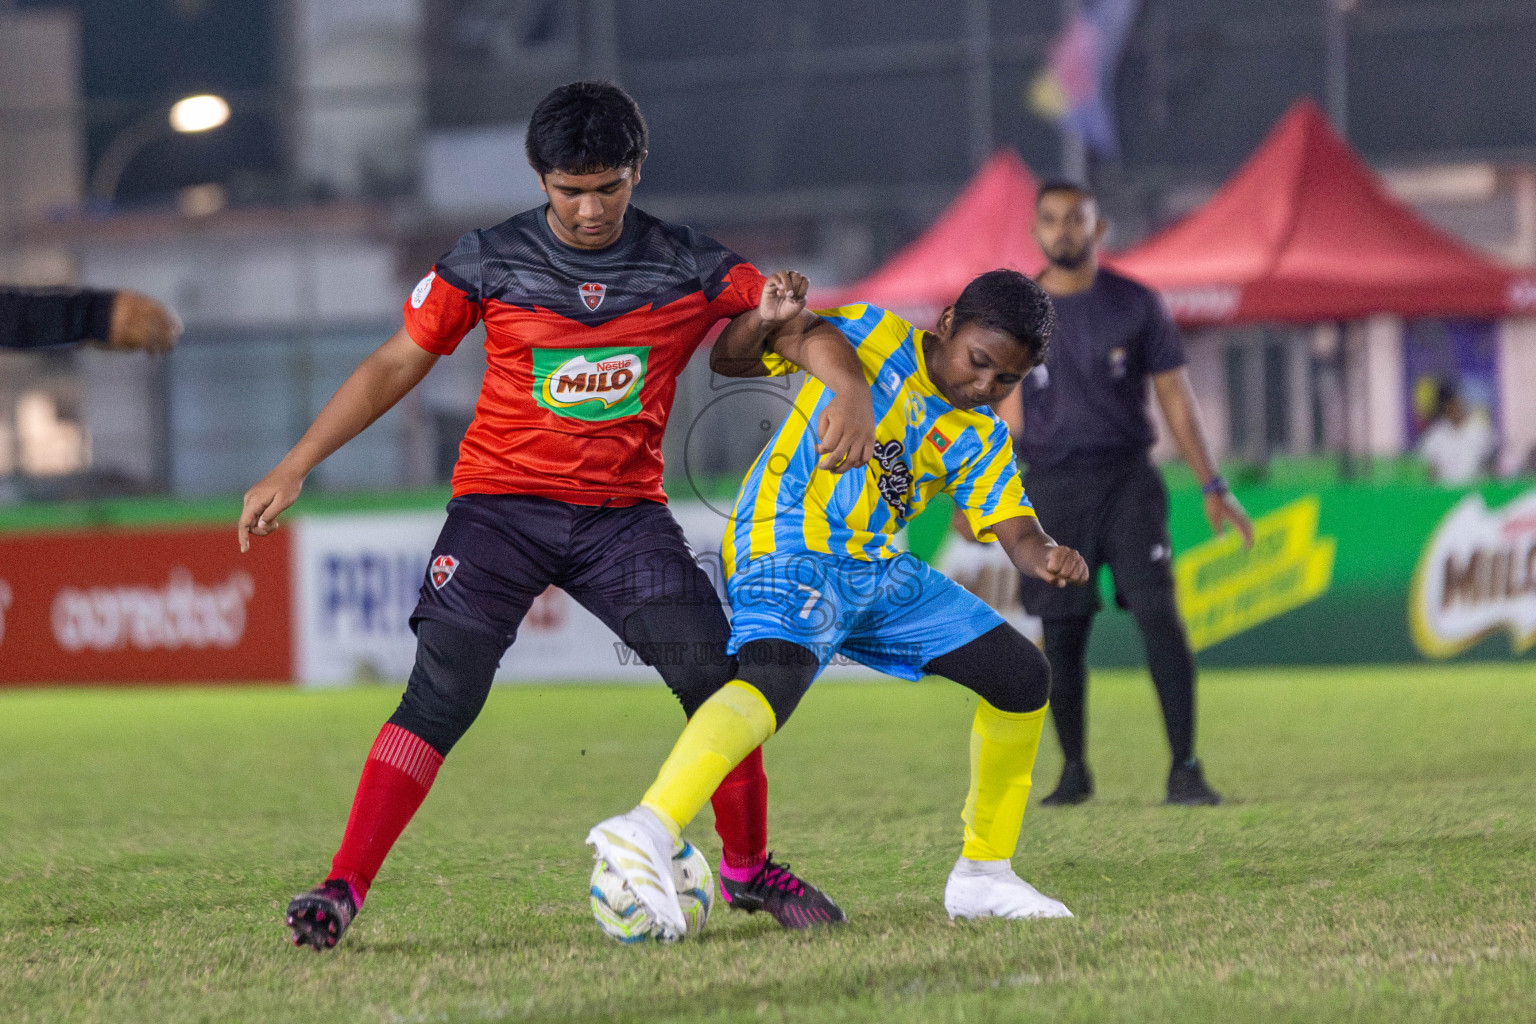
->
[794, 584, 821, 620]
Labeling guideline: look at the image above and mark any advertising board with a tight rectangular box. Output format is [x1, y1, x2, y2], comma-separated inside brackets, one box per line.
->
[1082, 481, 1536, 667]
[7, 482, 1528, 686]
[1173, 497, 1337, 652]
[290, 502, 879, 686]
[291, 511, 659, 685]
[1410, 489, 1536, 659]
[0, 526, 291, 685]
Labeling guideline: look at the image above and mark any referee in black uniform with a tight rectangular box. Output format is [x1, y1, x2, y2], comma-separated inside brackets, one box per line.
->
[998, 181, 1253, 806]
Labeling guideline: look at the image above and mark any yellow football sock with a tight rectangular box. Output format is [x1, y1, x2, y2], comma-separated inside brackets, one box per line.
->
[641, 681, 777, 837]
[960, 700, 1047, 861]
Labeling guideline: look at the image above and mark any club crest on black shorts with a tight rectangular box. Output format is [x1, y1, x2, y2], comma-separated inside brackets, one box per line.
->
[430, 555, 459, 590]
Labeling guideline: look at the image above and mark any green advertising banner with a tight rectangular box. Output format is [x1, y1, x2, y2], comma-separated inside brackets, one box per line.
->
[3, 476, 1532, 671]
[1174, 496, 1337, 652]
[1086, 480, 1536, 667]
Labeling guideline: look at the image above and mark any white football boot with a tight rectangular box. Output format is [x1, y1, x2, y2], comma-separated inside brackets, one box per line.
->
[586, 807, 688, 941]
[944, 857, 1073, 920]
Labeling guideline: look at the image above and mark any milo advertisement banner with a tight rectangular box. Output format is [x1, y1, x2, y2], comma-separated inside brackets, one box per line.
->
[1410, 490, 1536, 659]
[1059, 481, 1536, 667]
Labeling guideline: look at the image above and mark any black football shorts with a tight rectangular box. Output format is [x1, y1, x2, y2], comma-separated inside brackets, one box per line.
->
[1017, 457, 1176, 620]
[411, 493, 727, 652]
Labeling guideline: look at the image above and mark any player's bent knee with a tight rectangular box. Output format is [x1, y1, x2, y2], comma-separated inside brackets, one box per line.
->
[388, 618, 508, 757]
[620, 603, 736, 717]
[664, 659, 736, 718]
[733, 639, 818, 728]
[1012, 638, 1053, 713]
[982, 641, 1050, 715]
[925, 624, 1049, 715]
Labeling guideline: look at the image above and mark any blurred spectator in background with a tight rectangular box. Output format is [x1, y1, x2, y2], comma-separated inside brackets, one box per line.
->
[1417, 379, 1495, 486]
[0, 286, 181, 353]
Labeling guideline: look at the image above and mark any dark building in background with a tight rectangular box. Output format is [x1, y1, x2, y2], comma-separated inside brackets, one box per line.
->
[33, 0, 1536, 258]
[68, 0, 284, 207]
[6, 0, 1535, 501]
[414, 0, 1536, 272]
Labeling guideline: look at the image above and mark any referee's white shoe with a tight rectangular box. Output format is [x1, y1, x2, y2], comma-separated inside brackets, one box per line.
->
[944, 857, 1072, 920]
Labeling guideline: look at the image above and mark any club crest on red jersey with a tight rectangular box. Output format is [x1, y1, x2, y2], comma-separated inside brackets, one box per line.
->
[429, 555, 459, 590]
[579, 282, 606, 311]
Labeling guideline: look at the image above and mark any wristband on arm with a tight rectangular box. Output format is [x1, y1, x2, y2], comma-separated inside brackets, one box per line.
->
[1201, 475, 1229, 496]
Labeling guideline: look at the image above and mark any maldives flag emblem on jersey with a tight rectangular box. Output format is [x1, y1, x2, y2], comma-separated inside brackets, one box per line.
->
[429, 555, 459, 590]
[579, 282, 606, 311]
[926, 426, 951, 453]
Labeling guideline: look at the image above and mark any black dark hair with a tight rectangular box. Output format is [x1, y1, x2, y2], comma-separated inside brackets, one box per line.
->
[525, 81, 648, 176]
[1035, 178, 1096, 206]
[952, 269, 1056, 365]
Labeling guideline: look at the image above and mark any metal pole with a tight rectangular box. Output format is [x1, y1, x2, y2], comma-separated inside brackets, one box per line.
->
[1337, 321, 1354, 481]
[293, 239, 319, 482]
[1324, 0, 1350, 138]
[1146, 0, 1169, 129]
[964, 0, 993, 169]
[153, 350, 175, 493]
[1062, 130, 1088, 182]
[588, 0, 620, 81]
[1059, 0, 1087, 180]
[88, 112, 168, 206]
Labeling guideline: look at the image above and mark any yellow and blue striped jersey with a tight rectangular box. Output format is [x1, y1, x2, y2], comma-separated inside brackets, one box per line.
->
[722, 304, 1034, 576]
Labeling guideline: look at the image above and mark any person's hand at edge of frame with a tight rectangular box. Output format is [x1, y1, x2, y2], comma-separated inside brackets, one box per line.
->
[1205, 490, 1255, 549]
[106, 291, 182, 353]
[238, 466, 304, 553]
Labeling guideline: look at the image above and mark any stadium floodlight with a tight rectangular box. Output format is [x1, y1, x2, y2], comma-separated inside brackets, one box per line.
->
[168, 95, 230, 134]
[90, 94, 231, 207]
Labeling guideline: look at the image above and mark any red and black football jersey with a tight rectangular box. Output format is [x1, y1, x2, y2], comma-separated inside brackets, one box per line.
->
[404, 206, 766, 505]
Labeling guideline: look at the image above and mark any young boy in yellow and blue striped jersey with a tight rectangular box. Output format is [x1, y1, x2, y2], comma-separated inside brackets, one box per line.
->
[588, 270, 1089, 937]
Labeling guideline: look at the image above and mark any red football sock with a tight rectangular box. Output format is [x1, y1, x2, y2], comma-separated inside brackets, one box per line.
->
[328, 724, 444, 904]
[711, 745, 768, 869]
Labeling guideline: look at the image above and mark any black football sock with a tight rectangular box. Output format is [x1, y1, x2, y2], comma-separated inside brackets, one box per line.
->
[1041, 616, 1092, 765]
[1133, 603, 1197, 767]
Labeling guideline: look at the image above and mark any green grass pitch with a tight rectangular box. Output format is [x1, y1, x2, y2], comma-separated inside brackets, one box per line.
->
[3, 664, 1535, 1023]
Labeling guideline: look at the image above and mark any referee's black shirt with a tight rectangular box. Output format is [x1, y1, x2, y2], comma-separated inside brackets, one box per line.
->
[1018, 268, 1185, 471]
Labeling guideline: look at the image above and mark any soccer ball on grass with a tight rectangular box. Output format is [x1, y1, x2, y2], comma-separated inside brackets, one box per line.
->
[589, 840, 714, 942]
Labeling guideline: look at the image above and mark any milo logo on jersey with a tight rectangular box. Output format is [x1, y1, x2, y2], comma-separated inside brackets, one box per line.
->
[872, 439, 914, 520]
[533, 345, 649, 421]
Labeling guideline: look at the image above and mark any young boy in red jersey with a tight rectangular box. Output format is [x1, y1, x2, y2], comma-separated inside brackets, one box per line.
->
[239, 82, 876, 949]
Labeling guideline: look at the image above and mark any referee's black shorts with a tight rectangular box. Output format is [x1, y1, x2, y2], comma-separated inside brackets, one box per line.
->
[1017, 456, 1176, 620]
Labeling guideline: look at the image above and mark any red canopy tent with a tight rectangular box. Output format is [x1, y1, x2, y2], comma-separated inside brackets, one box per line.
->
[1110, 100, 1536, 326]
[814, 149, 1043, 312]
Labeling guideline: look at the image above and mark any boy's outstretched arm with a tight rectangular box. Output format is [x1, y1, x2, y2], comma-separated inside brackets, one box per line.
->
[238, 325, 438, 551]
[992, 514, 1090, 589]
[712, 271, 875, 472]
